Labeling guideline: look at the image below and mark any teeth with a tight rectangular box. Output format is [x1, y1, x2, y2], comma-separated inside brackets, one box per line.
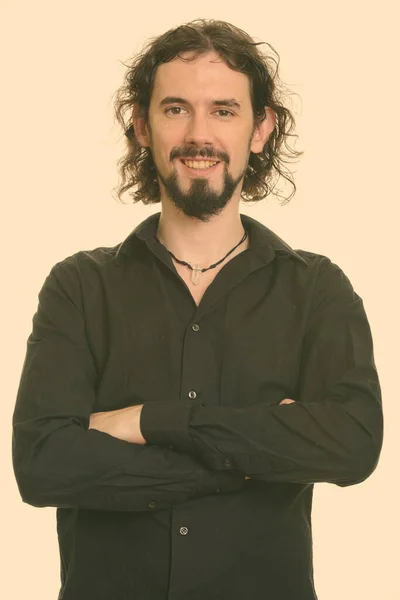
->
[182, 160, 218, 169]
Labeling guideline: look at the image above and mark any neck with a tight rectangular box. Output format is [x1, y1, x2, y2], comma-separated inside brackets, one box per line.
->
[155, 206, 249, 267]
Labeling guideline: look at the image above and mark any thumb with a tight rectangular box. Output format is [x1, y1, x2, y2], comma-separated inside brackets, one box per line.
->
[279, 398, 296, 405]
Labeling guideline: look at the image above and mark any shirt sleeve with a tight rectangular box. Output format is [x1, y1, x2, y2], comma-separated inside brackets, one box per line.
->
[12, 263, 245, 512]
[140, 257, 384, 487]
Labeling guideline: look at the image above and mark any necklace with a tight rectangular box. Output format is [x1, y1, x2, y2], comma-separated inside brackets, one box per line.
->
[155, 228, 248, 285]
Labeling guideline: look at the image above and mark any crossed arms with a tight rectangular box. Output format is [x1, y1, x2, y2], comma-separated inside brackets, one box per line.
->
[12, 260, 383, 513]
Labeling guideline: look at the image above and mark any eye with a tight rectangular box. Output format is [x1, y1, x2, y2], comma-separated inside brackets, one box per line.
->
[165, 107, 234, 118]
[216, 110, 234, 118]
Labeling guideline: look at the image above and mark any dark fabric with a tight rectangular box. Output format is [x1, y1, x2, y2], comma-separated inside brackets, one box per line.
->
[12, 211, 383, 600]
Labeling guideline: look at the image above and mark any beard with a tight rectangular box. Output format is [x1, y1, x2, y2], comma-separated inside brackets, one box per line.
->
[155, 158, 248, 223]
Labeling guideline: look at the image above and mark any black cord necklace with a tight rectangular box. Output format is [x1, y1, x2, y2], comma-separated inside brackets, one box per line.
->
[155, 228, 248, 285]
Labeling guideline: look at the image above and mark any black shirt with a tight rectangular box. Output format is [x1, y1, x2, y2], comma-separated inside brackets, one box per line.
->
[12, 211, 383, 600]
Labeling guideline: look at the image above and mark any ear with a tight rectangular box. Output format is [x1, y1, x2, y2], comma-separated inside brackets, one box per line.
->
[131, 104, 151, 148]
[250, 107, 276, 154]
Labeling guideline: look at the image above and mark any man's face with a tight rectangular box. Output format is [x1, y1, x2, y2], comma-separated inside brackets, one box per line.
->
[142, 51, 264, 222]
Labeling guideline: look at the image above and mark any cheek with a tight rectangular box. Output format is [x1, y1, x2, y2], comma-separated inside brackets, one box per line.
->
[152, 131, 180, 163]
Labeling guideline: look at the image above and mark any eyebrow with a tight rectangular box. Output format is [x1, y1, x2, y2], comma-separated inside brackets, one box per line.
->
[159, 96, 242, 110]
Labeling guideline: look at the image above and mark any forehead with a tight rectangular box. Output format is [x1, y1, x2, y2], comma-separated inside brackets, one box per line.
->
[152, 51, 250, 101]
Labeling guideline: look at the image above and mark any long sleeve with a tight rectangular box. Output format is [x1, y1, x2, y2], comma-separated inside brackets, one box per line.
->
[12, 264, 244, 512]
[140, 257, 384, 487]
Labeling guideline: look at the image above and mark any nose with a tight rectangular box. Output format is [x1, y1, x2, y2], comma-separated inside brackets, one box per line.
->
[184, 112, 214, 148]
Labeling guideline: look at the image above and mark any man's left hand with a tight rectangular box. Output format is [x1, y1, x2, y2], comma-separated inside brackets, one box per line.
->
[89, 404, 147, 445]
[88, 399, 295, 445]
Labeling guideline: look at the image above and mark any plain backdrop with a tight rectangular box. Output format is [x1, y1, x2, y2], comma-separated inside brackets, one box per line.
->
[2, 2, 399, 599]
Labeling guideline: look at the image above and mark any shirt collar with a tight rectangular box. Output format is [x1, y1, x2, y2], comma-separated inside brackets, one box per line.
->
[117, 211, 308, 266]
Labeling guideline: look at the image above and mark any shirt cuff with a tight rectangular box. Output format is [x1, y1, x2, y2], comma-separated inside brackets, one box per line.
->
[139, 400, 193, 451]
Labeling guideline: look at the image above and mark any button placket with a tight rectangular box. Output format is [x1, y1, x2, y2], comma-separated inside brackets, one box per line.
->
[188, 319, 224, 495]
[189, 324, 199, 399]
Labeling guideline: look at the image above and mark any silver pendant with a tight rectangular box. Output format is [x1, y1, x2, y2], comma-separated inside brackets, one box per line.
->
[191, 265, 202, 285]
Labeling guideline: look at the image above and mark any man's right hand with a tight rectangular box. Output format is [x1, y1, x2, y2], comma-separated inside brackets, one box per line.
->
[244, 399, 296, 481]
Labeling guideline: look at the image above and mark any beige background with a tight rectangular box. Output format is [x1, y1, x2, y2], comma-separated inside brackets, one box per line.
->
[3, 2, 398, 599]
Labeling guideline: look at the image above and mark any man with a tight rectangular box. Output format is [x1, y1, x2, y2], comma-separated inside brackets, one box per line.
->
[12, 19, 383, 600]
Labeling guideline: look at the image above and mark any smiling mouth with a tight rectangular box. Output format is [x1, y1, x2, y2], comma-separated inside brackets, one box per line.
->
[178, 159, 221, 174]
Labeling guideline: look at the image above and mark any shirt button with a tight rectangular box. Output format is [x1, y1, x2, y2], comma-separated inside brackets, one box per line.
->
[148, 501, 156, 508]
[188, 391, 197, 399]
[224, 459, 232, 468]
[192, 323, 200, 331]
[180, 526, 189, 535]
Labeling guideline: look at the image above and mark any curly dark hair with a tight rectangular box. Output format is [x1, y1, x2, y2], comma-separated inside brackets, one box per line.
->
[112, 18, 304, 206]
